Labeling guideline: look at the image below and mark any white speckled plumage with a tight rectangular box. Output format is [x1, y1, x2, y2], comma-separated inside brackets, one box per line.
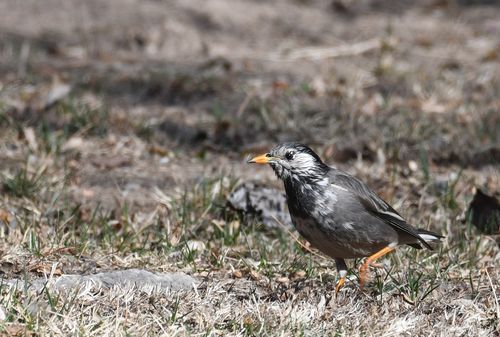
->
[253, 142, 442, 287]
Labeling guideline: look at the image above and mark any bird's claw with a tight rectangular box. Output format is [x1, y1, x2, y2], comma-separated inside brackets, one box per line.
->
[335, 277, 346, 294]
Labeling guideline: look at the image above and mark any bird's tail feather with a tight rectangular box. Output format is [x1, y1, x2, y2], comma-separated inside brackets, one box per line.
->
[407, 229, 443, 250]
[417, 228, 444, 243]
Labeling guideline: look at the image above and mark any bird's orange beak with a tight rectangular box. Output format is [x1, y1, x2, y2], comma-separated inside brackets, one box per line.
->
[248, 153, 271, 164]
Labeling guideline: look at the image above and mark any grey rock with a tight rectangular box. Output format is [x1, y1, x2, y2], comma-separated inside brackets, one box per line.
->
[227, 182, 292, 229]
[4, 269, 196, 293]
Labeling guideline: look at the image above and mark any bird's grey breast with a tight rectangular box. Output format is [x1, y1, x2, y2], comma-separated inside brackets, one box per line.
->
[288, 183, 341, 245]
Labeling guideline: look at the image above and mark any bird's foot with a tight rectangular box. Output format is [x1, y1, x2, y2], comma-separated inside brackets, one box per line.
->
[335, 269, 347, 294]
[359, 246, 396, 289]
[370, 262, 384, 269]
[359, 263, 369, 289]
[335, 277, 346, 294]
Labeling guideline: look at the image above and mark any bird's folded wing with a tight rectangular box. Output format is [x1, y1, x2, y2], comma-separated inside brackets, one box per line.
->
[329, 170, 431, 249]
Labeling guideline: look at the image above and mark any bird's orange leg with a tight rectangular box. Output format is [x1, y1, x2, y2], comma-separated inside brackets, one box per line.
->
[335, 271, 347, 294]
[334, 259, 348, 294]
[359, 246, 395, 289]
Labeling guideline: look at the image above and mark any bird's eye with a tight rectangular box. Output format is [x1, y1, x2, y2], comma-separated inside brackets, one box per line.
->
[285, 151, 294, 160]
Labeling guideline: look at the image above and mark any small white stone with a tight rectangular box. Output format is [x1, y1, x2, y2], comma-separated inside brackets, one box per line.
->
[408, 160, 418, 172]
[184, 240, 205, 252]
[159, 157, 170, 165]
[0, 305, 6, 321]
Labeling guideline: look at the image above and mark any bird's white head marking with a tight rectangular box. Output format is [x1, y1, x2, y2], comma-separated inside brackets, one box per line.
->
[265, 143, 328, 182]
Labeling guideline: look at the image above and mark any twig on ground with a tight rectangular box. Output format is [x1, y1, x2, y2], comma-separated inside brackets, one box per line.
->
[280, 39, 381, 61]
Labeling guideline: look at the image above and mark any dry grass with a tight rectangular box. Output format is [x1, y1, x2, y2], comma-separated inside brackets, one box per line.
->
[0, 159, 498, 336]
[1, 0, 499, 336]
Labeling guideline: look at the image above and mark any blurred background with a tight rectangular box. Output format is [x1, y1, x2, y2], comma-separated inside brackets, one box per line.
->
[1, 0, 498, 211]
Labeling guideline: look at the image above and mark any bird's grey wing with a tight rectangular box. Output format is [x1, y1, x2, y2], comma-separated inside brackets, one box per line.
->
[328, 169, 431, 249]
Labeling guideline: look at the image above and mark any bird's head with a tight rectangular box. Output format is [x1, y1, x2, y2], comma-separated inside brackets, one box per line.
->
[248, 143, 328, 181]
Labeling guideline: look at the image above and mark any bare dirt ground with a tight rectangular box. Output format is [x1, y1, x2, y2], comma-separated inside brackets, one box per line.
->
[0, 0, 499, 336]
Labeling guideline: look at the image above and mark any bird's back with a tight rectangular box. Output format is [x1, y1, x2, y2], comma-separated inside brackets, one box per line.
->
[284, 170, 400, 258]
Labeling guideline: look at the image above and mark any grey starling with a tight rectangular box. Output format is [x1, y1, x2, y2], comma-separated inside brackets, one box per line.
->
[248, 142, 443, 292]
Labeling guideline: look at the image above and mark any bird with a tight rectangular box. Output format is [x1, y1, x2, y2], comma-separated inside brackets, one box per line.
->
[248, 142, 443, 292]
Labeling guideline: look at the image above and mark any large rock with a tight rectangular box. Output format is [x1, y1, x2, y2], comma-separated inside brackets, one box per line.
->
[5, 269, 196, 292]
[227, 182, 292, 230]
